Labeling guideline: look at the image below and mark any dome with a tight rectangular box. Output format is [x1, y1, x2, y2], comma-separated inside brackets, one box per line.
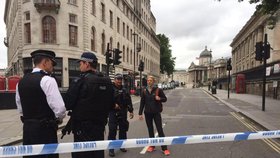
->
[199, 46, 212, 58]
[214, 58, 227, 64]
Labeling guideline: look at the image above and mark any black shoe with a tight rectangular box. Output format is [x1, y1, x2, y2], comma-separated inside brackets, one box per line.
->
[109, 149, 115, 157]
[120, 148, 127, 152]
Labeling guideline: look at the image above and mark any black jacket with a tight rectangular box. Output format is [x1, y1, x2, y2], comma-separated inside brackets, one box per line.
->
[64, 70, 114, 125]
[113, 84, 133, 113]
[139, 87, 167, 115]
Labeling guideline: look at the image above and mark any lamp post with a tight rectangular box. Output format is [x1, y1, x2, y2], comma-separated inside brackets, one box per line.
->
[132, 32, 137, 91]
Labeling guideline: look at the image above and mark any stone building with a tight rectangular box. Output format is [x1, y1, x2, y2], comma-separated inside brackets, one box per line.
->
[188, 46, 213, 87]
[4, 0, 160, 87]
[230, 12, 280, 98]
[187, 46, 228, 88]
[172, 70, 188, 84]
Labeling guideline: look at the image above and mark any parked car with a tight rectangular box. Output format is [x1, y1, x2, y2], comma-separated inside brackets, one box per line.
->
[157, 83, 163, 89]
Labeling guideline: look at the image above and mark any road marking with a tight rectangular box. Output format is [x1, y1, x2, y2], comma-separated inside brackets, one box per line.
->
[140, 123, 166, 154]
[202, 90, 216, 100]
[230, 112, 280, 153]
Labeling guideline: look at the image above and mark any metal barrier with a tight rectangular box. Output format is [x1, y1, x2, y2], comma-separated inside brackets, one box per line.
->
[1, 130, 280, 157]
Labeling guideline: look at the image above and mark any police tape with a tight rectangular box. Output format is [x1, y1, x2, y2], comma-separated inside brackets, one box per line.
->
[1, 130, 280, 157]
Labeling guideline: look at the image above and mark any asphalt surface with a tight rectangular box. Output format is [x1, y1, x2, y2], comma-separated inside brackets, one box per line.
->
[1, 87, 280, 157]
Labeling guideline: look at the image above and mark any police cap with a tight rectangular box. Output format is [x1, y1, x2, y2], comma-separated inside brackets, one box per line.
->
[114, 73, 123, 80]
[77, 52, 98, 63]
[30, 49, 57, 66]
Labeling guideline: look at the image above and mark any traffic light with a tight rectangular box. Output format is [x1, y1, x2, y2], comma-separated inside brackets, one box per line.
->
[113, 49, 122, 65]
[106, 51, 113, 65]
[138, 60, 144, 71]
[226, 58, 232, 71]
[255, 41, 263, 61]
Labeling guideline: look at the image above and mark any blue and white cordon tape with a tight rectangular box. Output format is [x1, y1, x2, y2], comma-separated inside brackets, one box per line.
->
[1, 130, 280, 157]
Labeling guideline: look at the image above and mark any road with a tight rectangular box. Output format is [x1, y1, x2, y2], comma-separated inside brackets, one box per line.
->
[15, 88, 280, 157]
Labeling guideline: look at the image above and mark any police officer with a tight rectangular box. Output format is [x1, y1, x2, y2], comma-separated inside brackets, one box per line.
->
[108, 73, 134, 157]
[15, 49, 66, 158]
[63, 52, 114, 158]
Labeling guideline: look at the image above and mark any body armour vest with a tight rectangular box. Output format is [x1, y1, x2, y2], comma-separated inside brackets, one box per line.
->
[18, 71, 55, 119]
[72, 71, 114, 124]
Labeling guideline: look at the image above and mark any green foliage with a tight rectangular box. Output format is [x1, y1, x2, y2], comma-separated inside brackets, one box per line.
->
[157, 34, 176, 76]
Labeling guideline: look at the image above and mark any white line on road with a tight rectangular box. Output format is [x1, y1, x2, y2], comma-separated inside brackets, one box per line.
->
[140, 123, 166, 154]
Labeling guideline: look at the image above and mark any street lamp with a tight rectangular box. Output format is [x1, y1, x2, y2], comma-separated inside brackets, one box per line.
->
[132, 32, 137, 91]
[132, 31, 141, 91]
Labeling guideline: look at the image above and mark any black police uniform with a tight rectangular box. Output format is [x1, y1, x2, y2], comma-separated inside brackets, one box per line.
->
[108, 84, 133, 139]
[64, 70, 114, 158]
[18, 71, 59, 158]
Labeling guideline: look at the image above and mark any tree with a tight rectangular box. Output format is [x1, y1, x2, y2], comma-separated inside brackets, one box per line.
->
[157, 34, 176, 76]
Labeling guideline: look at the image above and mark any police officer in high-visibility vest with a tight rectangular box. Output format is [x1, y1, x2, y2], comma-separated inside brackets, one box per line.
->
[16, 49, 66, 158]
[108, 73, 134, 157]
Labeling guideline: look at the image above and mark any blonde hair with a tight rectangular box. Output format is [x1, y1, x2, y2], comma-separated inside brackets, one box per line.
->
[147, 75, 155, 81]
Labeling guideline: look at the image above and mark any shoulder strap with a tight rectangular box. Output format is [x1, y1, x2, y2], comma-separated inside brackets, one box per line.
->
[156, 88, 159, 96]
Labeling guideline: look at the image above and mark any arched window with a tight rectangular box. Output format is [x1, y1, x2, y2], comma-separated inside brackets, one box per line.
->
[42, 16, 56, 43]
[101, 33, 105, 55]
[91, 27, 96, 51]
[92, 0, 96, 15]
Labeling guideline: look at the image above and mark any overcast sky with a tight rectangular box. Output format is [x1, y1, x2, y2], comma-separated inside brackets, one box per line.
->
[0, 0, 257, 69]
[151, 0, 257, 69]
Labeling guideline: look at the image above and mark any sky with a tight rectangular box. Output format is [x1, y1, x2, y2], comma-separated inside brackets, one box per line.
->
[0, 0, 257, 69]
[150, 0, 257, 70]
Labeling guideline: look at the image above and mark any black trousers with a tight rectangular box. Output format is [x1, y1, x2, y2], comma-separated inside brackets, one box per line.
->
[108, 111, 129, 141]
[23, 120, 59, 158]
[144, 112, 167, 151]
[72, 121, 105, 158]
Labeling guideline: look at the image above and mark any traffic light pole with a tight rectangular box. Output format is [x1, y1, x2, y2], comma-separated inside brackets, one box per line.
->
[262, 34, 268, 111]
[228, 70, 230, 99]
[106, 43, 110, 76]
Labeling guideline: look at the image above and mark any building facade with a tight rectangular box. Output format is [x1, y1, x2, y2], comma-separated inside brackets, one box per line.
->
[4, 0, 160, 87]
[172, 70, 188, 84]
[187, 46, 228, 88]
[230, 12, 280, 98]
[188, 46, 213, 87]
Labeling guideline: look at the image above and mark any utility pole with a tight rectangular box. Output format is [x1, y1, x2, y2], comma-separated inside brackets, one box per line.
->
[227, 58, 232, 99]
[255, 33, 270, 111]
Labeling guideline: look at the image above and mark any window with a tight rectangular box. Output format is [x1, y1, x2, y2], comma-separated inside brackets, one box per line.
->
[109, 37, 113, 49]
[109, 10, 113, 28]
[117, 17, 120, 33]
[24, 23, 31, 44]
[127, 25, 129, 39]
[101, 3, 105, 23]
[92, 0, 96, 15]
[116, 0, 119, 7]
[25, 11, 30, 21]
[91, 27, 96, 51]
[69, 25, 78, 46]
[23, 0, 30, 3]
[101, 33, 105, 54]
[123, 22, 125, 37]
[68, 0, 76, 5]
[42, 16, 56, 43]
[69, 14, 77, 23]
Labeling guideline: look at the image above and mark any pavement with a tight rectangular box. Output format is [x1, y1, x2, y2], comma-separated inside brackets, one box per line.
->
[0, 88, 280, 146]
[202, 87, 280, 131]
[0, 95, 140, 146]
